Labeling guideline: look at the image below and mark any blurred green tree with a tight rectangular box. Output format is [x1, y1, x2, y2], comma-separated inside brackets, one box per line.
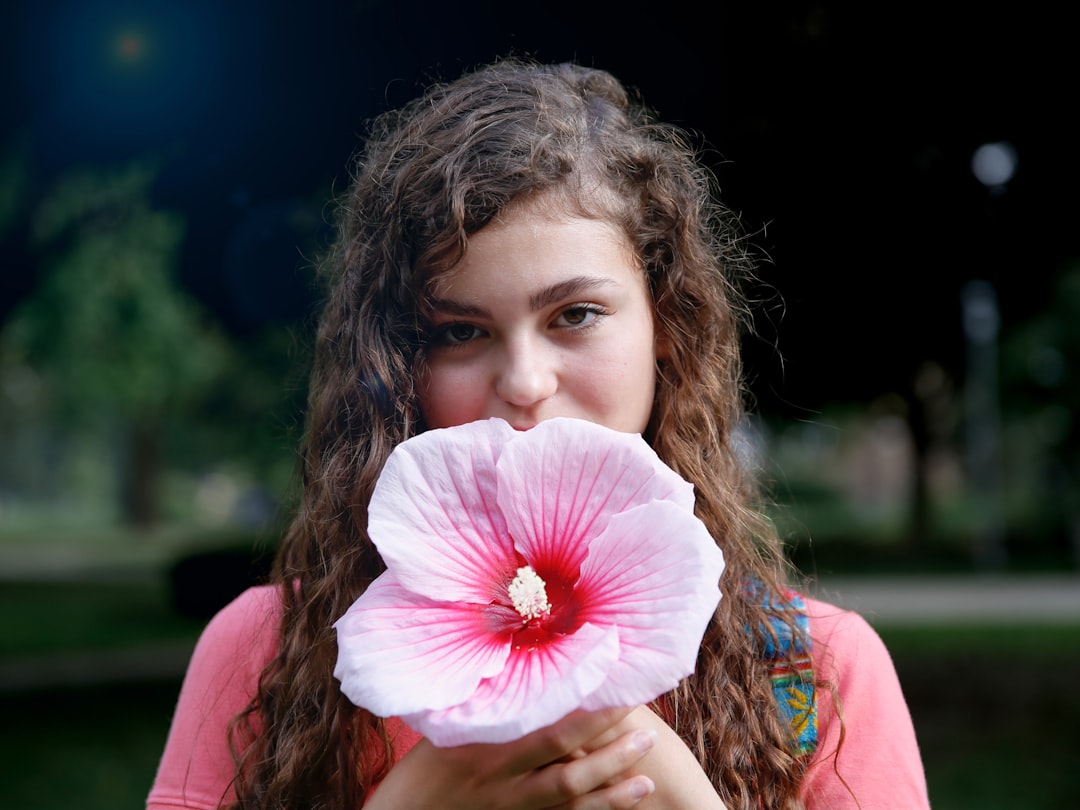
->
[1, 160, 229, 527]
[999, 259, 1080, 560]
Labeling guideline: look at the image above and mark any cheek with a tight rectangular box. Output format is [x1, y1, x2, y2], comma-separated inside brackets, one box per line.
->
[418, 366, 483, 429]
[586, 340, 658, 431]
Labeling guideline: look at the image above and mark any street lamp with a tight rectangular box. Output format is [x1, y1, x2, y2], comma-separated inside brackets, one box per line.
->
[962, 140, 1017, 569]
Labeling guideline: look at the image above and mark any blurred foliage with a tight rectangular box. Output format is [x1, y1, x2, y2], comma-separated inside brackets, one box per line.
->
[7, 160, 223, 421]
[0, 156, 312, 530]
[0, 160, 227, 526]
[763, 253, 1080, 574]
[999, 258, 1080, 520]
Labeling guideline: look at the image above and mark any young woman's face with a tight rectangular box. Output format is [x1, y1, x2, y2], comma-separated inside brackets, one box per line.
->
[418, 199, 662, 434]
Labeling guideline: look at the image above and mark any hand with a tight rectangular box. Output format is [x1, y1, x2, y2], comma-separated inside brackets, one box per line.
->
[577, 707, 728, 810]
[365, 706, 658, 810]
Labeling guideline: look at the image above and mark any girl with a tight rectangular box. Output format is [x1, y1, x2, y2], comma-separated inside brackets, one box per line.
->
[148, 58, 929, 809]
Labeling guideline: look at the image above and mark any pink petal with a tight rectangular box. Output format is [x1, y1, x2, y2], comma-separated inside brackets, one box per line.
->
[497, 418, 696, 575]
[367, 418, 519, 603]
[404, 622, 621, 746]
[333, 572, 515, 717]
[573, 502, 725, 709]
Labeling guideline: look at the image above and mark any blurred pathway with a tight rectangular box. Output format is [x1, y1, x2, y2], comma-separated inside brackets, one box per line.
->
[1, 573, 1077, 692]
[808, 573, 1080, 625]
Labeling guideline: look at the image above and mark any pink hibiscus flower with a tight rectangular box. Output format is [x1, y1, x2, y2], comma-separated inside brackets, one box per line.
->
[333, 417, 725, 746]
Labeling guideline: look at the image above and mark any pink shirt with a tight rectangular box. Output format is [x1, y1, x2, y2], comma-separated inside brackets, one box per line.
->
[147, 585, 929, 809]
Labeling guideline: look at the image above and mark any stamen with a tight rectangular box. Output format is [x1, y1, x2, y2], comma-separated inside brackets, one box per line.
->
[508, 566, 551, 621]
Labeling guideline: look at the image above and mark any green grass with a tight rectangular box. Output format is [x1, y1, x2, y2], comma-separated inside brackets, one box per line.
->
[879, 622, 1080, 655]
[881, 624, 1080, 810]
[0, 577, 212, 809]
[0, 579, 205, 655]
[0, 682, 178, 810]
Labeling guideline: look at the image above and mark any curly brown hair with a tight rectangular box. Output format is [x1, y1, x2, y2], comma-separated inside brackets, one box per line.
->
[228, 57, 814, 810]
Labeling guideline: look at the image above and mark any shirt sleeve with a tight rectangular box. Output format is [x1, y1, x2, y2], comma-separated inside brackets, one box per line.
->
[799, 598, 931, 809]
[146, 585, 282, 810]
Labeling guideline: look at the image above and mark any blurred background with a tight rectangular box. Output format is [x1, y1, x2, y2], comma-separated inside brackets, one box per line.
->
[1, 1, 1077, 808]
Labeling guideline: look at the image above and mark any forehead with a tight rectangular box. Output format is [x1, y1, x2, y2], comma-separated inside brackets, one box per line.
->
[425, 190, 638, 298]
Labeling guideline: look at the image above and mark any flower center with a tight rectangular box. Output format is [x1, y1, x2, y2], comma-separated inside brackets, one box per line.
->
[508, 566, 551, 622]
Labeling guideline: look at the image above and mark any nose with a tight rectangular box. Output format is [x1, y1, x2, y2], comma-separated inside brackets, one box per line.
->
[495, 336, 557, 408]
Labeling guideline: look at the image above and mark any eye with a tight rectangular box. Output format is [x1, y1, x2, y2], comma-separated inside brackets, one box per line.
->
[434, 322, 484, 345]
[554, 304, 605, 328]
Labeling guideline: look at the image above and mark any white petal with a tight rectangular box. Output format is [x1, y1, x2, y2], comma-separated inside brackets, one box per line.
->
[497, 418, 696, 572]
[406, 623, 620, 746]
[333, 573, 513, 716]
[575, 502, 725, 708]
[368, 418, 519, 603]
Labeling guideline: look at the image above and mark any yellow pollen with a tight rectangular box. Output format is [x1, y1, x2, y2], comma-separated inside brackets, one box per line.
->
[508, 566, 550, 621]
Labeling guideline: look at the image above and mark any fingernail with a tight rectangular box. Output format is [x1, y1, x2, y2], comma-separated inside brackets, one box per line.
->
[630, 776, 656, 800]
[632, 729, 656, 754]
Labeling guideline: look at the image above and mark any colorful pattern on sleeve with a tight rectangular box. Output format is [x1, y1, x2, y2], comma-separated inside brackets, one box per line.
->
[747, 582, 818, 757]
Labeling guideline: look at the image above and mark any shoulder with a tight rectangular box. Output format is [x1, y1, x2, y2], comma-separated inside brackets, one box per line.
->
[800, 595, 903, 708]
[803, 596, 886, 661]
[147, 585, 285, 809]
[801, 595, 924, 709]
[191, 584, 283, 667]
[202, 583, 283, 640]
[796, 594, 931, 808]
[181, 584, 284, 709]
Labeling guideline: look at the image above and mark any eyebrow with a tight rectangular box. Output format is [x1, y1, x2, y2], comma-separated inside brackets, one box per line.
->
[427, 275, 618, 317]
[529, 276, 616, 311]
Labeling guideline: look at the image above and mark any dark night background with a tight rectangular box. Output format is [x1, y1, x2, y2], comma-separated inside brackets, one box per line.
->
[2, 10, 1079, 808]
[2, 0, 1076, 419]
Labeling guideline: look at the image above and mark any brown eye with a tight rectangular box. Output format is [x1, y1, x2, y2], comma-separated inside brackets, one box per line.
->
[440, 323, 482, 344]
[562, 307, 589, 325]
[554, 304, 604, 329]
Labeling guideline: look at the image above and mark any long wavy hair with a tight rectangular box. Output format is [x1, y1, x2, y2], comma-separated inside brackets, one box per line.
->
[228, 57, 813, 809]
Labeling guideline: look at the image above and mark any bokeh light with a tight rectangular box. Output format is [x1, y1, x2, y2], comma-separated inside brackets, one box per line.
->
[113, 28, 147, 64]
[971, 140, 1018, 189]
[15, 0, 224, 160]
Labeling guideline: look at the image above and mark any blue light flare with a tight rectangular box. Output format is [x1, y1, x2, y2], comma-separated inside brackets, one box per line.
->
[15, 0, 228, 159]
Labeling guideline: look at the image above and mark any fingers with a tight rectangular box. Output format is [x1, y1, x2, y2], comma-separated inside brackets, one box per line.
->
[524, 727, 657, 808]
[569, 775, 656, 810]
[506, 706, 636, 773]
[368, 708, 661, 810]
